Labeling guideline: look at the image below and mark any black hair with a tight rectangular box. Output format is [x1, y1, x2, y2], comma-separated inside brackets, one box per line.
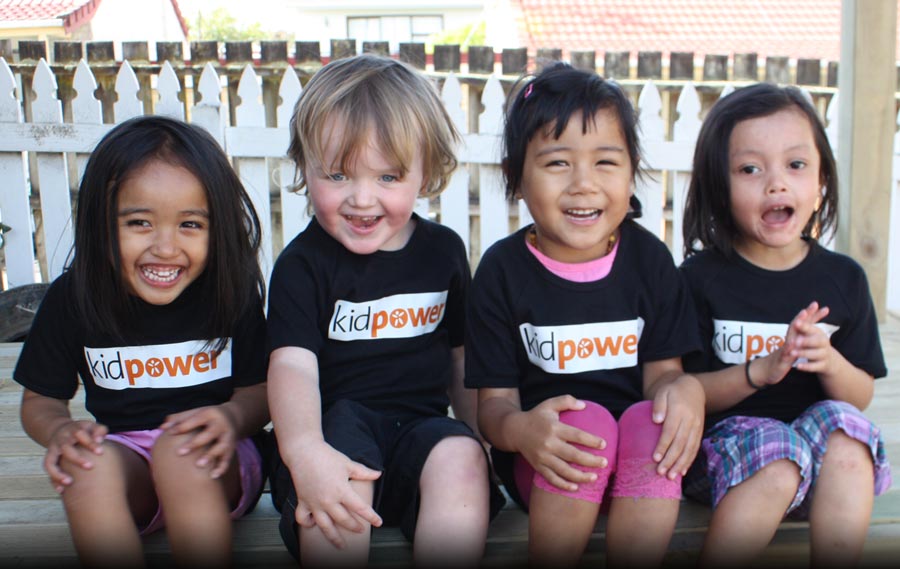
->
[69, 115, 264, 350]
[683, 83, 838, 258]
[502, 62, 644, 216]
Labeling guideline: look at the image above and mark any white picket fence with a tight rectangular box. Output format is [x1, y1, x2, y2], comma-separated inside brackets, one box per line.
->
[0, 57, 899, 313]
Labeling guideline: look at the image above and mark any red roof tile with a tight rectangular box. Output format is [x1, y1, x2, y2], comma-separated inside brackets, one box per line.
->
[0, 0, 92, 22]
[512, 0, 900, 61]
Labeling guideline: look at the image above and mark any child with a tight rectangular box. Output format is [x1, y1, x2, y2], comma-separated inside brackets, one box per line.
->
[465, 62, 705, 568]
[14, 116, 269, 568]
[680, 83, 892, 568]
[266, 54, 503, 567]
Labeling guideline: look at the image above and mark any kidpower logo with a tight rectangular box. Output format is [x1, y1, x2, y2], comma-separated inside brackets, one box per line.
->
[328, 291, 448, 341]
[712, 319, 839, 365]
[84, 339, 231, 390]
[520, 318, 644, 374]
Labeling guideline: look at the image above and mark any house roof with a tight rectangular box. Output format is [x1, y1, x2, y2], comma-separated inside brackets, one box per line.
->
[512, 0, 900, 62]
[0, 0, 189, 36]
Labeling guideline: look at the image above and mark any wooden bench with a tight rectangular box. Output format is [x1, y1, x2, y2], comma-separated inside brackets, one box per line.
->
[2, 337, 899, 568]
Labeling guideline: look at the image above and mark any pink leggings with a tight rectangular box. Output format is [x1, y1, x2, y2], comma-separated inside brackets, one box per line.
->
[513, 400, 682, 505]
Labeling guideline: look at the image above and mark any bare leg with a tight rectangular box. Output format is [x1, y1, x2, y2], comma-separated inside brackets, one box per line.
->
[61, 442, 156, 569]
[808, 431, 874, 568]
[699, 459, 800, 569]
[299, 480, 375, 567]
[415, 436, 490, 567]
[606, 497, 678, 568]
[152, 430, 241, 569]
[528, 487, 601, 568]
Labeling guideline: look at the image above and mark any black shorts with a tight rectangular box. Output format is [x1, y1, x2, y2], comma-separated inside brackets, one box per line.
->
[270, 399, 505, 560]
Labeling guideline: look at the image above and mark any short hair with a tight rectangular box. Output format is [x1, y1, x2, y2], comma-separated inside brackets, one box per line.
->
[288, 54, 460, 197]
[503, 62, 644, 202]
[70, 115, 264, 348]
[683, 83, 838, 258]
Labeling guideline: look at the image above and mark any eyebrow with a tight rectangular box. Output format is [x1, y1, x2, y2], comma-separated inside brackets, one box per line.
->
[731, 143, 814, 158]
[118, 207, 209, 218]
[535, 145, 625, 157]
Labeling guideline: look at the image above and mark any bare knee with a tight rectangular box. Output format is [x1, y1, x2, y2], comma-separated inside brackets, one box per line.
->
[747, 460, 801, 501]
[824, 430, 872, 473]
[421, 437, 488, 491]
[150, 430, 211, 481]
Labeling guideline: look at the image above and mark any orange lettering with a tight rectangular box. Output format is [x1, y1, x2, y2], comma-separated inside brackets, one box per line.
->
[371, 310, 388, 338]
[594, 335, 623, 356]
[558, 339, 576, 370]
[125, 359, 143, 385]
[623, 334, 637, 354]
[408, 306, 430, 326]
[164, 355, 193, 376]
[193, 352, 210, 372]
[746, 335, 764, 360]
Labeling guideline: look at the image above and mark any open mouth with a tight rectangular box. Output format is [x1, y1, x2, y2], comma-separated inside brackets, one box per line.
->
[565, 208, 601, 220]
[141, 266, 182, 284]
[345, 214, 382, 229]
[762, 205, 794, 224]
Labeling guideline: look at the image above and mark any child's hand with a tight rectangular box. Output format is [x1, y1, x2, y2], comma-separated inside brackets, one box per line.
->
[650, 375, 704, 479]
[160, 405, 238, 479]
[44, 420, 107, 493]
[785, 301, 833, 374]
[288, 440, 383, 549]
[515, 395, 607, 492]
[757, 301, 830, 387]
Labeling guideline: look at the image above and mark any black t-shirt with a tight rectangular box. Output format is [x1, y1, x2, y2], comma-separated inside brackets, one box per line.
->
[14, 272, 267, 432]
[266, 215, 469, 418]
[465, 220, 701, 418]
[680, 242, 887, 426]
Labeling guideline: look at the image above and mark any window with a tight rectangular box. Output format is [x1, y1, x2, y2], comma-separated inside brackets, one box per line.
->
[347, 15, 443, 52]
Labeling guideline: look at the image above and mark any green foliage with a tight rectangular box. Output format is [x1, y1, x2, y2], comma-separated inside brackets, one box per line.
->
[191, 7, 269, 41]
[427, 20, 486, 53]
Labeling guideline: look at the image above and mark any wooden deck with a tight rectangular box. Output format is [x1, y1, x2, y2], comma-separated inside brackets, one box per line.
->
[2, 315, 900, 568]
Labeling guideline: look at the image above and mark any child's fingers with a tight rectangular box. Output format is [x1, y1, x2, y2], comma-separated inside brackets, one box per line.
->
[311, 511, 346, 549]
[295, 501, 316, 528]
[57, 443, 95, 470]
[535, 461, 582, 492]
[344, 492, 383, 528]
[328, 503, 366, 534]
[559, 424, 606, 451]
[346, 461, 383, 482]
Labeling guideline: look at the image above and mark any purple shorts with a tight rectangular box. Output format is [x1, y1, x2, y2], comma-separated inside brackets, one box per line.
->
[513, 400, 682, 505]
[106, 429, 264, 535]
[686, 400, 892, 517]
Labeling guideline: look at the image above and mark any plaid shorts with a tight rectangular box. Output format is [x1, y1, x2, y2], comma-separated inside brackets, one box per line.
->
[683, 400, 892, 517]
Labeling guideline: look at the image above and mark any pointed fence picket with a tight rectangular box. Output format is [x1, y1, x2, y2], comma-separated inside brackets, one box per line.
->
[0, 58, 897, 314]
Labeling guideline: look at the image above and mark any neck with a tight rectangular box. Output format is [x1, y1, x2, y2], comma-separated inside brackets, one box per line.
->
[733, 237, 810, 271]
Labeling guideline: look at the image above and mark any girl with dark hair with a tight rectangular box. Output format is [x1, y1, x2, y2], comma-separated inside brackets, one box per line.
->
[680, 83, 891, 568]
[466, 62, 704, 568]
[14, 115, 269, 568]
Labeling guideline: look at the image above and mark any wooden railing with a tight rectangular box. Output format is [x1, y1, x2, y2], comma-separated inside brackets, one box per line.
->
[0, 50, 898, 313]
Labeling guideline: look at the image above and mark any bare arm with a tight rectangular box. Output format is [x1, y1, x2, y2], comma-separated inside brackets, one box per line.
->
[478, 387, 605, 492]
[643, 358, 704, 478]
[21, 388, 107, 493]
[447, 346, 479, 435]
[268, 346, 382, 547]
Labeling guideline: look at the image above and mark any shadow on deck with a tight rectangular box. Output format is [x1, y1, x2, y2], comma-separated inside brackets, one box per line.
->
[2, 314, 900, 567]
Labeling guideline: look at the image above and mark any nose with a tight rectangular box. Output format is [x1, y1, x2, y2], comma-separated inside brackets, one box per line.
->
[348, 181, 377, 208]
[766, 170, 788, 194]
[151, 228, 178, 258]
[569, 163, 597, 194]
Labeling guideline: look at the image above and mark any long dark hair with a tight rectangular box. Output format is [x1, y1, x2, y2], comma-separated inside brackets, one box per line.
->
[70, 115, 263, 349]
[682, 83, 838, 258]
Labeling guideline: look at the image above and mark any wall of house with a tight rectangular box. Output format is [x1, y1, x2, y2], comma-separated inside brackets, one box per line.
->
[284, 1, 485, 55]
[87, 0, 185, 45]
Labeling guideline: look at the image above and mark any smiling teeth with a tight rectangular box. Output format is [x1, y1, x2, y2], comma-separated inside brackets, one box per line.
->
[142, 267, 180, 283]
[566, 209, 599, 217]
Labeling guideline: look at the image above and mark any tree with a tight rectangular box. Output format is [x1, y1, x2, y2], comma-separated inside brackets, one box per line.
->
[191, 7, 269, 41]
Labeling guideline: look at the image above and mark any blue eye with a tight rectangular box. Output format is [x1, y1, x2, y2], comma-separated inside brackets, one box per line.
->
[328, 172, 346, 182]
[379, 174, 398, 183]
